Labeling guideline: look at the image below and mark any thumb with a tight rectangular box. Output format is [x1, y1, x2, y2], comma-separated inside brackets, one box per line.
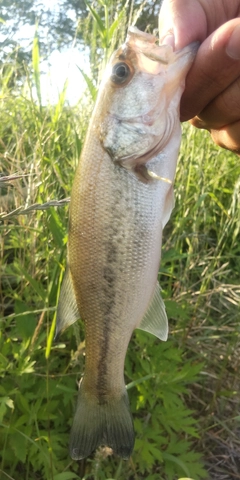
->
[159, 0, 207, 49]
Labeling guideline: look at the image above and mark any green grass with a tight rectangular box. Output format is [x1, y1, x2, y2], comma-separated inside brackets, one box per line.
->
[0, 2, 240, 479]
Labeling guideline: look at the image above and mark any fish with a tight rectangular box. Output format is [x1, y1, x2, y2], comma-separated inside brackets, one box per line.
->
[56, 27, 198, 461]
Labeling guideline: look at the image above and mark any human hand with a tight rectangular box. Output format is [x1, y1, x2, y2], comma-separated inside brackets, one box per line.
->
[159, 0, 240, 154]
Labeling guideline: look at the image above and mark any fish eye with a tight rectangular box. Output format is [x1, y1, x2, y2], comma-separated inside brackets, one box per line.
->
[111, 62, 131, 85]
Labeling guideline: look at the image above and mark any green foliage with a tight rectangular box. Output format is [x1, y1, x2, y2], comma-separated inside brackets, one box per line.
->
[126, 333, 206, 479]
[1, 1, 240, 479]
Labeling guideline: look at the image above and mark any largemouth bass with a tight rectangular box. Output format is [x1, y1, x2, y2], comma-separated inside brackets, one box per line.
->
[56, 27, 197, 461]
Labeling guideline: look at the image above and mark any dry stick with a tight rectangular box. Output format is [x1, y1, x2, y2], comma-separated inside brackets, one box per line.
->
[0, 172, 70, 218]
[29, 309, 46, 354]
[0, 197, 70, 219]
[0, 173, 30, 183]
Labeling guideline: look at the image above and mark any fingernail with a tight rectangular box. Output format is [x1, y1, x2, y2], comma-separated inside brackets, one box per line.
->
[160, 31, 175, 48]
[190, 117, 209, 130]
[226, 24, 240, 60]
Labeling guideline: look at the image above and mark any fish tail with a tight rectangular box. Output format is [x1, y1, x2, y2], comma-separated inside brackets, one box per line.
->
[69, 381, 135, 460]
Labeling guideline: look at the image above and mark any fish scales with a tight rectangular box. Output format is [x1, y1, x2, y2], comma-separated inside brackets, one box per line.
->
[70, 147, 163, 380]
[69, 146, 163, 390]
[56, 27, 198, 460]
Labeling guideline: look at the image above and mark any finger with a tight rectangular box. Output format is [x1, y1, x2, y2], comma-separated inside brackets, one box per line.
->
[210, 121, 240, 154]
[190, 76, 240, 129]
[159, 0, 207, 48]
[180, 19, 240, 121]
[159, 0, 240, 49]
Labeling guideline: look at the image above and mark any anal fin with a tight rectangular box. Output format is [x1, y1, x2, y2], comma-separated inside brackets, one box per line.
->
[55, 265, 80, 338]
[137, 282, 168, 341]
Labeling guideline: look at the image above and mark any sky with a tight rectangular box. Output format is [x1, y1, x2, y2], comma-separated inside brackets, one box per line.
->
[8, 1, 90, 105]
[40, 47, 90, 105]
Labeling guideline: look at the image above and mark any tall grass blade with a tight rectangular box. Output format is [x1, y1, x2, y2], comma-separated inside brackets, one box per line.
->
[85, 0, 106, 37]
[76, 66, 97, 100]
[52, 80, 69, 125]
[32, 28, 42, 108]
[108, 9, 126, 38]
[45, 312, 56, 359]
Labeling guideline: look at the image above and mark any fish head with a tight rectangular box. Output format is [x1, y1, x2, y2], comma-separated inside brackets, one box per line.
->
[97, 27, 198, 179]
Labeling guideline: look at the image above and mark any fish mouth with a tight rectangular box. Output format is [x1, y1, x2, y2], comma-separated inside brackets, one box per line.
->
[125, 27, 199, 72]
[126, 26, 174, 68]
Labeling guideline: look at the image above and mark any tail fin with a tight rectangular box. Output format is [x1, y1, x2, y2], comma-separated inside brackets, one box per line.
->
[69, 382, 135, 460]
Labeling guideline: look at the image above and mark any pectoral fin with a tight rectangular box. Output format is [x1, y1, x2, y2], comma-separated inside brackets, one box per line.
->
[55, 266, 80, 338]
[137, 282, 168, 341]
